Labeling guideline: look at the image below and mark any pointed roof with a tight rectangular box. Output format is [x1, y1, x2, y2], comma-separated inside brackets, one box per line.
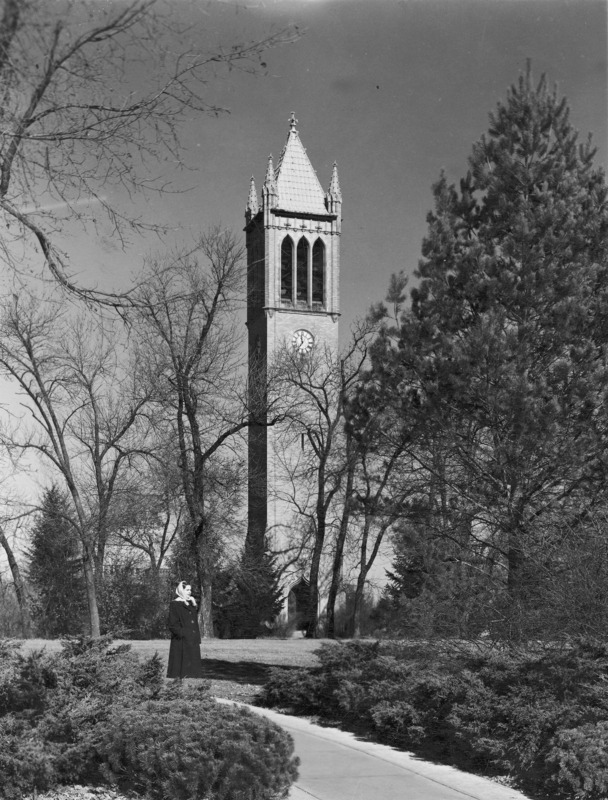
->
[246, 176, 258, 215]
[327, 161, 342, 202]
[274, 113, 328, 215]
[264, 155, 276, 190]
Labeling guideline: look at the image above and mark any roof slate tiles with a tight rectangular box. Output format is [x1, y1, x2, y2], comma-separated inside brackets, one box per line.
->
[274, 127, 328, 215]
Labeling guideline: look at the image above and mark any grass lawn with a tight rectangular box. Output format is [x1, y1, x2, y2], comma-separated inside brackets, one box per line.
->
[15, 636, 338, 701]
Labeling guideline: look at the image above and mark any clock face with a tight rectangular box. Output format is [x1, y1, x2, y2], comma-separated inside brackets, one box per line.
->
[292, 329, 314, 354]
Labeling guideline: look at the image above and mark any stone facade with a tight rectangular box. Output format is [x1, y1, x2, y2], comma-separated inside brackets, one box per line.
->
[245, 115, 342, 621]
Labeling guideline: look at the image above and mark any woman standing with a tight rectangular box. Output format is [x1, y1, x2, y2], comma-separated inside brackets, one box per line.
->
[167, 581, 204, 679]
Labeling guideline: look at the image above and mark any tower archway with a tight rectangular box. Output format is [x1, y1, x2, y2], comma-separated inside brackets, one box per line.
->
[312, 238, 325, 305]
[296, 237, 309, 302]
[281, 236, 294, 302]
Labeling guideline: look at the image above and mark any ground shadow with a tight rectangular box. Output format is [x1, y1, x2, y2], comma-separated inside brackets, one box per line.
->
[200, 658, 301, 685]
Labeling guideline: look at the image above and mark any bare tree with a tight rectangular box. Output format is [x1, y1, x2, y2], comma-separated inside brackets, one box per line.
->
[346, 435, 415, 638]
[0, 294, 153, 636]
[0, 519, 31, 636]
[0, 0, 296, 305]
[111, 460, 184, 579]
[274, 321, 376, 638]
[132, 229, 266, 637]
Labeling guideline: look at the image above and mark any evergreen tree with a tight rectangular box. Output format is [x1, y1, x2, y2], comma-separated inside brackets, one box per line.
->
[380, 516, 497, 639]
[362, 65, 608, 638]
[384, 525, 428, 604]
[214, 547, 284, 639]
[27, 487, 87, 637]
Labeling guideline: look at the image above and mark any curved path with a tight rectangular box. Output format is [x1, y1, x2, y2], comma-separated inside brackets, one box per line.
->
[219, 700, 532, 800]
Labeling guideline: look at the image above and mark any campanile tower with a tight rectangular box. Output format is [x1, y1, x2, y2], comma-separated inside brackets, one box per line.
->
[245, 114, 342, 554]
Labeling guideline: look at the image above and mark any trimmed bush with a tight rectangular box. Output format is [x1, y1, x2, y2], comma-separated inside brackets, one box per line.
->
[547, 722, 608, 799]
[260, 638, 608, 799]
[98, 696, 298, 800]
[0, 636, 299, 800]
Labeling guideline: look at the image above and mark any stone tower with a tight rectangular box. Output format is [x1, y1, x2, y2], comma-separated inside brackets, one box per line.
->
[245, 114, 342, 558]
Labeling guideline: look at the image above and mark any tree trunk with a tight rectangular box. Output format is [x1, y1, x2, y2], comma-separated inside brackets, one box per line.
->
[0, 526, 32, 637]
[197, 543, 214, 639]
[305, 522, 324, 638]
[199, 578, 214, 638]
[94, 524, 108, 578]
[194, 526, 215, 639]
[326, 524, 347, 639]
[351, 565, 368, 639]
[507, 530, 523, 592]
[306, 461, 329, 638]
[326, 449, 355, 638]
[305, 517, 326, 638]
[82, 545, 100, 637]
[506, 526, 525, 640]
[350, 515, 373, 638]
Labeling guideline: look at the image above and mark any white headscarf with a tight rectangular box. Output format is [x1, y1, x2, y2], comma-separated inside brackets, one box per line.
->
[175, 581, 197, 607]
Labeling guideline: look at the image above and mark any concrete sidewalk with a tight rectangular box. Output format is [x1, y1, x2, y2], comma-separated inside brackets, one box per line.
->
[219, 700, 532, 800]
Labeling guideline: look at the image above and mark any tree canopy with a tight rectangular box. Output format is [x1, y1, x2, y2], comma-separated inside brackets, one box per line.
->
[358, 65, 608, 637]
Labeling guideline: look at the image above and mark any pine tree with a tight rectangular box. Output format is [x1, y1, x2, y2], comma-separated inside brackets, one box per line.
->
[385, 527, 427, 604]
[364, 65, 608, 638]
[27, 487, 87, 636]
[214, 548, 284, 639]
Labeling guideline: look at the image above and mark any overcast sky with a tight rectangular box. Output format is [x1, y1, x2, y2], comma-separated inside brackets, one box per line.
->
[48, 0, 608, 338]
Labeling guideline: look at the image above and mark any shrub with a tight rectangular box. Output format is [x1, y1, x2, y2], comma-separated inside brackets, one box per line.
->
[259, 641, 383, 719]
[0, 636, 299, 800]
[547, 722, 608, 799]
[98, 696, 298, 800]
[261, 666, 331, 716]
[261, 638, 608, 799]
[97, 568, 170, 638]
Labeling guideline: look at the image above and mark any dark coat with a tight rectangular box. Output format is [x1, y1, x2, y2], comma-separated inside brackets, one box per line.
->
[167, 599, 204, 678]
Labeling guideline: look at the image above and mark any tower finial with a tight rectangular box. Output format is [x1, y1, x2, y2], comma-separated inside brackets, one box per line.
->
[325, 161, 342, 215]
[246, 175, 258, 217]
[263, 154, 277, 209]
[289, 112, 298, 132]
[328, 162, 341, 199]
[264, 154, 275, 185]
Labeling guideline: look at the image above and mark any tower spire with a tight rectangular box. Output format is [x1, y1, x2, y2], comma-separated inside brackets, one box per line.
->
[326, 161, 342, 215]
[328, 162, 341, 199]
[246, 175, 258, 220]
[264, 154, 275, 185]
[273, 115, 327, 215]
[262, 154, 277, 210]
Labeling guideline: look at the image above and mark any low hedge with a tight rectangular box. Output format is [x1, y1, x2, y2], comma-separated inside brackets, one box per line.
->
[259, 638, 608, 799]
[0, 636, 298, 800]
[98, 697, 297, 800]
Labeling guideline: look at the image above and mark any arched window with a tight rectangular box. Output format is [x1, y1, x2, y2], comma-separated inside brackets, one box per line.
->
[312, 239, 325, 304]
[296, 238, 309, 302]
[281, 237, 293, 301]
